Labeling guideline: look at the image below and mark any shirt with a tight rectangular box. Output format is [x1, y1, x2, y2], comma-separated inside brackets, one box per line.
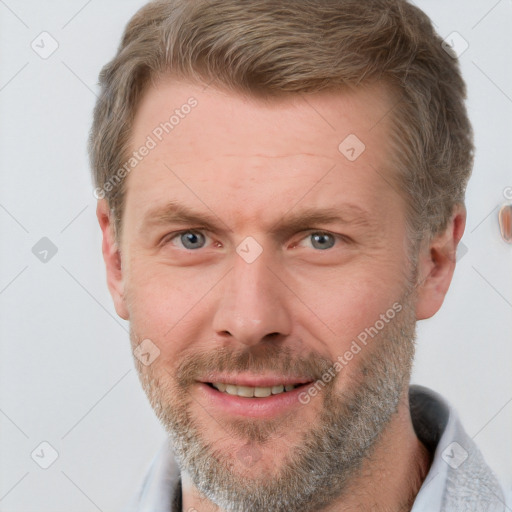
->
[123, 385, 507, 511]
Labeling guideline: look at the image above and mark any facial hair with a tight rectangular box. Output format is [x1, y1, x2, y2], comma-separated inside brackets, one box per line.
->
[133, 288, 418, 512]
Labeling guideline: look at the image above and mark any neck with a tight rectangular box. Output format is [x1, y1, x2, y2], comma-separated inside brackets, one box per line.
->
[321, 391, 432, 511]
[181, 391, 432, 512]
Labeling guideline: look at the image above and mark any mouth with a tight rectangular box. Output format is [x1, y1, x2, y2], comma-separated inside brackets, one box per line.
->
[196, 376, 316, 418]
[206, 382, 303, 397]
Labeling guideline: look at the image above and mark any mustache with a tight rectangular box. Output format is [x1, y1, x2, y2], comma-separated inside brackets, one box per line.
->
[175, 343, 335, 387]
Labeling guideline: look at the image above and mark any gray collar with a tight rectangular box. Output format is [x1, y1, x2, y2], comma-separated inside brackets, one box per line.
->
[410, 385, 506, 511]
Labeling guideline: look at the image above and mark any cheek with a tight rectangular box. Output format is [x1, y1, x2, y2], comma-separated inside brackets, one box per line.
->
[123, 258, 222, 344]
[293, 259, 407, 349]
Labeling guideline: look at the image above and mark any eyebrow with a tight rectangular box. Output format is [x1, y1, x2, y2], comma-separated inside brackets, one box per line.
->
[140, 200, 375, 236]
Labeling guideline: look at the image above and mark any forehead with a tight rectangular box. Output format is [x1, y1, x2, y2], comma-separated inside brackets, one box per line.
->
[131, 77, 394, 157]
[123, 77, 403, 233]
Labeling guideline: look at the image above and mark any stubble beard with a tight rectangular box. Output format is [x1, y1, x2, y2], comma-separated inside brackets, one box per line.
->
[133, 288, 418, 512]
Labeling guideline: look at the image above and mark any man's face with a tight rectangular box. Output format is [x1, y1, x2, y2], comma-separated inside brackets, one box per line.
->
[116, 79, 419, 510]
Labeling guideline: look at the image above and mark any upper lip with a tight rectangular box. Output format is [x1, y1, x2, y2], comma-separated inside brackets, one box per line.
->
[198, 374, 315, 387]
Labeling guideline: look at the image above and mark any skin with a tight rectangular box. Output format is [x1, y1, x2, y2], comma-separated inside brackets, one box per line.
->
[97, 78, 466, 511]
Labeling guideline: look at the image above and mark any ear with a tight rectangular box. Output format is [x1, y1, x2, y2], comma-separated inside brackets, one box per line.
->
[96, 199, 129, 320]
[414, 203, 466, 320]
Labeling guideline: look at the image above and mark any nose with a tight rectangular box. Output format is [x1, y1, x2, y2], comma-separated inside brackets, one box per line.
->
[212, 247, 292, 346]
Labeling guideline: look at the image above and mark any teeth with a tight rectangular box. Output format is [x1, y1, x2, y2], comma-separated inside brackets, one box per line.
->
[237, 385, 254, 397]
[254, 387, 272, 397]
[211, 382, 299, 397]
[225, 384, 238, 395]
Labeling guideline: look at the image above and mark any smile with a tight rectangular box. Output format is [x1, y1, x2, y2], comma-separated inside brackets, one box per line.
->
[209, 382, 300, 397]
[197, 378, 316, 418]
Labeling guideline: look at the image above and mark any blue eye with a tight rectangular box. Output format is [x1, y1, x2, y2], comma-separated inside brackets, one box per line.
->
[176, 231, 207, 250]
[309, 232, 336, 250]
[165, 230, 343, 252]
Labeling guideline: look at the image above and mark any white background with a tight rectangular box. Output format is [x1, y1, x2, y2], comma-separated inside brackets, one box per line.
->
[0, 0, 511, 510]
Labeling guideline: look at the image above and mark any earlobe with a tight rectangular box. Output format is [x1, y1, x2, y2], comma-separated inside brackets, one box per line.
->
[96, 199, 130, 320]
[414, 204, 466, 320]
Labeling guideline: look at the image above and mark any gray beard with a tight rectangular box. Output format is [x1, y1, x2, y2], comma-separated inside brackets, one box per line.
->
[134, 292, 417, 512]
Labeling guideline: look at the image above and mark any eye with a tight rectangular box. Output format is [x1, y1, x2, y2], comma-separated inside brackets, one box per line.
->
[167, 230, 208, 250]
[298, 231, 340, 250]
[309, 232, 336, 250]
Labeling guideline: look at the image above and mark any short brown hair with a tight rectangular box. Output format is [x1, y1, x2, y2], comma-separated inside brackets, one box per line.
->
[89, 0, 473, 249]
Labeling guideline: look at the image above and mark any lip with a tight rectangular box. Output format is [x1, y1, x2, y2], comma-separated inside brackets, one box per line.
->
[197, 373, 314, 388]
[196, 381, 315, 419]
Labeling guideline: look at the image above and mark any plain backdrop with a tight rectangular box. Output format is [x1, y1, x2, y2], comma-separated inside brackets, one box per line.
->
[0, 0, 511, 510]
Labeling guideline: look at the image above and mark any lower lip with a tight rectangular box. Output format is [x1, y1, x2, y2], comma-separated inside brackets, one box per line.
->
[196, 382, 314, 418]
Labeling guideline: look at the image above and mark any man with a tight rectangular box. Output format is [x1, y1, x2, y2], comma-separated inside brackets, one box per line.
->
[89, 0, 506, 510]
